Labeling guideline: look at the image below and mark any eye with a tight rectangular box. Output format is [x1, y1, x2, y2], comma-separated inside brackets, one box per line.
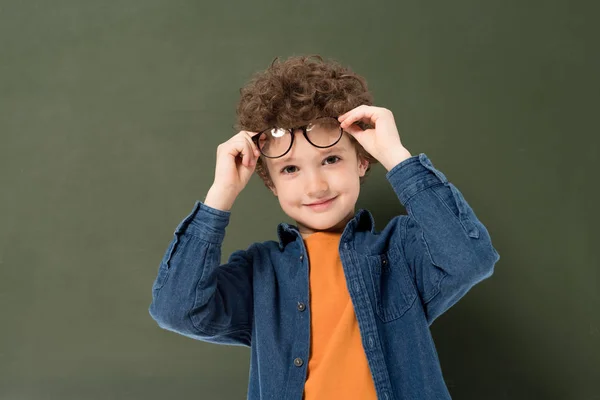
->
[281, 165, 298, 174]
[323, 155, 341, 165]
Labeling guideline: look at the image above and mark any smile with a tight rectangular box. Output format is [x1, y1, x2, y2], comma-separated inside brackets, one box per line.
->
[305, 196, 337, 211]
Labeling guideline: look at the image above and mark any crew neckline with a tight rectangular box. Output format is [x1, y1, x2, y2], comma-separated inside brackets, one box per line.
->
[302, 230, 343, 243]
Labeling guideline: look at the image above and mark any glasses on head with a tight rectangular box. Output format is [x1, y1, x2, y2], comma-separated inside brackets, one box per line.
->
[252, 116, 343, 159]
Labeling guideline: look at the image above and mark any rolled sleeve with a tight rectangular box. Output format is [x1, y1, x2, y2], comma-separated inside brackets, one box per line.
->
[175, 201, 232, 244]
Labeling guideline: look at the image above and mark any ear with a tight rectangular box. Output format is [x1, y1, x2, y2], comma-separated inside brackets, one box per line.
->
[261, 158, 278, 196]
[268, 183, 278, 197]
[358, 156, 369, 177]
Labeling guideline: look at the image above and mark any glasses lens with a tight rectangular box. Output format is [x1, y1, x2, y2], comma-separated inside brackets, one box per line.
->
[257, 118, 342, 158]
[305, 118, 342, 147]
[257, 127, 292, 158]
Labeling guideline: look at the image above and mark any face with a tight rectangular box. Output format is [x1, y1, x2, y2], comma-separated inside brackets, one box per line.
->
[263, 130, 369, 238]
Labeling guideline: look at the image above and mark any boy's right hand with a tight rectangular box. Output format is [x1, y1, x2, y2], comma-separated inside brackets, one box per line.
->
[204, 131, 261, 211]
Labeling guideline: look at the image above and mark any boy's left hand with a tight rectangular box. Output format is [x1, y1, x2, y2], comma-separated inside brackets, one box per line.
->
[338, 105, 413, 171]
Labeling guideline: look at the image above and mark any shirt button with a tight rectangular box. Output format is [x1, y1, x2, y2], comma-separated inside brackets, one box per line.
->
[299, 254, 304, 261]
[297, 302, 306, 312]
[294, 357, 303, 367]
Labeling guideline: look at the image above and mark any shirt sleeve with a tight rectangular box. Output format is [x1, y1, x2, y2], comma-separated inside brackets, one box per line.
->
[148, 200, 253, 347]
[386, 153, 501, 325]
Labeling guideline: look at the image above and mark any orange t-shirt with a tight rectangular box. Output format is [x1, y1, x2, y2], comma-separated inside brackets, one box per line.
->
[302, 231, 377, 400]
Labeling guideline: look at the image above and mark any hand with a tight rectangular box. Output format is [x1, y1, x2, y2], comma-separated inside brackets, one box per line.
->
[205, 131, 260, 211]
[338, 106, 412, 171]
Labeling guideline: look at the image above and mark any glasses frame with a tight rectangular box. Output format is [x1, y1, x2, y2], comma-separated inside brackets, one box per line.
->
[252, 116, 343, 159]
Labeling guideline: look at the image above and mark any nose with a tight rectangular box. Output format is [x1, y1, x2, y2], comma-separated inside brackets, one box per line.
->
[304, 169, 330, 199]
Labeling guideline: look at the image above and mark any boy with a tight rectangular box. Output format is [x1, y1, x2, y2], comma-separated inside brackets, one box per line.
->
[149, 55, 500, 399]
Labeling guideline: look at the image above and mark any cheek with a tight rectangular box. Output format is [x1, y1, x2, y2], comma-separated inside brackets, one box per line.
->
[275, 182, 301, 206]
[338, 166, 361, 188]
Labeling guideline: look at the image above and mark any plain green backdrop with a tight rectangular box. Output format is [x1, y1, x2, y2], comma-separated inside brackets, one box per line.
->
[0, 0, 598, 399]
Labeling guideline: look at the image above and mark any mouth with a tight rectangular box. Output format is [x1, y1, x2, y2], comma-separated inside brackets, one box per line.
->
[305, 196, 337, 210]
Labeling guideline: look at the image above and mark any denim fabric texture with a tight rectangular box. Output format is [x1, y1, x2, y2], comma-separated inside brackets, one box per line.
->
[149, 153, 501, 400]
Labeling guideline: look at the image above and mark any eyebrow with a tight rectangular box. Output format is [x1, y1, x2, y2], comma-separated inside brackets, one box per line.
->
[272, 147, 348, 165]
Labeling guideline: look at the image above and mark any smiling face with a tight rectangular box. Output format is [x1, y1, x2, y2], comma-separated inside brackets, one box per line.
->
[263, 130, 369, 239]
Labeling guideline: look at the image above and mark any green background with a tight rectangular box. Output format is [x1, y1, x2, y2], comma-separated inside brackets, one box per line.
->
[1, 1, 598, 399]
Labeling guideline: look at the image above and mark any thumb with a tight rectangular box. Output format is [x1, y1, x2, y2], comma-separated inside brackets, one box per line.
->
[238, 157, 257, 183]
[344, 123, 366, 140]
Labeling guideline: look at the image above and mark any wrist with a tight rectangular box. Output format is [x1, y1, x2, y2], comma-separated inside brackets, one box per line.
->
[204, 184, 238, 212]
[381, 148, 413, 171]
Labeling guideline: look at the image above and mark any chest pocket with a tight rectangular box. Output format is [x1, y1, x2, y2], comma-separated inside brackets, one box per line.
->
[367, 246, 417, 322]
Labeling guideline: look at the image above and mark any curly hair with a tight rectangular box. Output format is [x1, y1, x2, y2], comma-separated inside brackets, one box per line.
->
[234, 54, 378, 190]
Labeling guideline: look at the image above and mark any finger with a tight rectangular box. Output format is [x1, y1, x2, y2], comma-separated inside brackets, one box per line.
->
[343, 123, 365, 137]
[244, 139, 259, 168]
[240, 131, 261, 158]
[228, 138, 251, 166]
[343, 117, 372, 130]
[338, 105, 369, 122]
[235, 131, 260, 159]
[339, 107, 373, 128]
[339, 105, 380, 128]
[246, 130, 262, 140]
[241, 140, 254, 167]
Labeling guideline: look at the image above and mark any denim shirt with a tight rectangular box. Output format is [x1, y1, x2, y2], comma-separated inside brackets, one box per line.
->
[149, 153, 500, 400]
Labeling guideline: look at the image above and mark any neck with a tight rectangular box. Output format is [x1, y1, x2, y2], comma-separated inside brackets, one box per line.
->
[298, 209, 355, 239]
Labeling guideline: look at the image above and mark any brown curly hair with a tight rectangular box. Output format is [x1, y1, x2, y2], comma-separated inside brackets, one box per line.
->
[234, 54, 378, 191]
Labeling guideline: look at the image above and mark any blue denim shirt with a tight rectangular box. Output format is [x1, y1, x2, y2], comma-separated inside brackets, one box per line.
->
[149, 153, 500, 400]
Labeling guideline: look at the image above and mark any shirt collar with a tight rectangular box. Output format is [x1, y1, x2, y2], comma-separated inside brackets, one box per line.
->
[276, 209, 375, 250]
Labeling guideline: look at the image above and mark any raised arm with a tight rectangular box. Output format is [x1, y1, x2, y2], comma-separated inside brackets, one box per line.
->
[149, 201, 255, 346]
[149, 129, 262, 346]
[338, 106, 500, 325]
[386, 154, 500, 325]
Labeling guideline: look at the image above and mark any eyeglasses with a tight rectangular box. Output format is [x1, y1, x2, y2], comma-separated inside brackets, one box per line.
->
[252, 116, 343, 159]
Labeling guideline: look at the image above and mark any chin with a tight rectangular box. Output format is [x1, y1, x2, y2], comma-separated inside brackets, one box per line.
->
[297, 209, 353, 231]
